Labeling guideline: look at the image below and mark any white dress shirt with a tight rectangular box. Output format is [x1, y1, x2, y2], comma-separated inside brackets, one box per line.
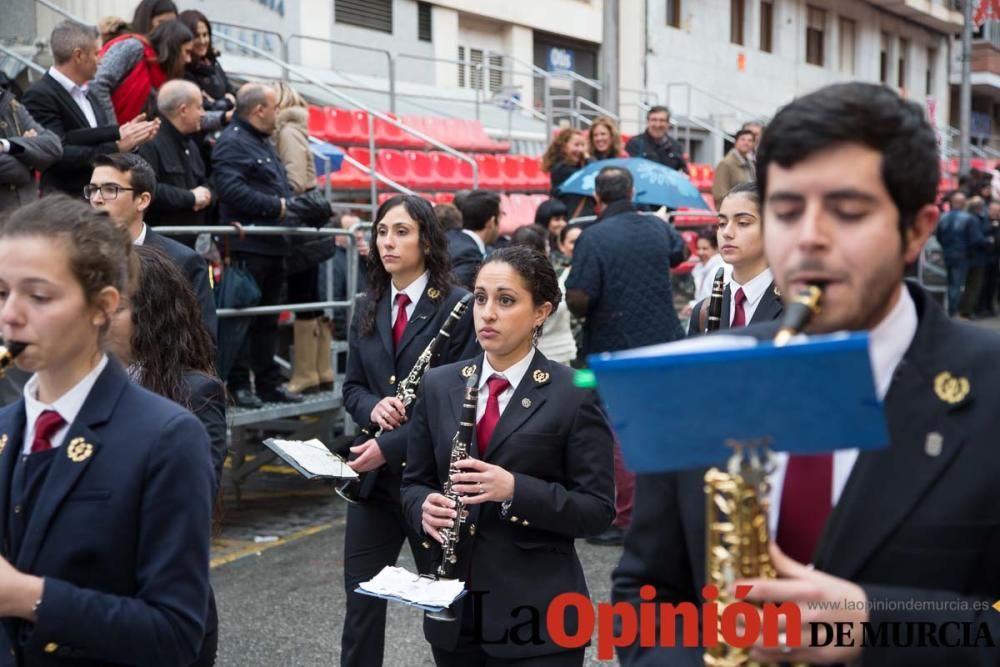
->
[22, 355, 109, 455]
[133, 222, 148, 245]
[728, 267, 773, 326]
[767, 285, 918, 535]
[462, 229, 486, 257]
[389, 271, 429, 327]
[476, 347, 536, 422]
[48, 66, 98, 129]
[691, 253, 731, 303]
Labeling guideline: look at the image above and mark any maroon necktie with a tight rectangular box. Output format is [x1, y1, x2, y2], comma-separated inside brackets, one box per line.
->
[476, 375, 510, 458]
[731, 287, 747, 327]
[776, 453, 834, 563]
[392, 292, 411, 348]
[31, 409, 66, 454]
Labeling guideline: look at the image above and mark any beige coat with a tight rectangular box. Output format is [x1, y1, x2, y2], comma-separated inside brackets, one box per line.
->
[711, 148, 755, 205]
[274, 106, 315, 194]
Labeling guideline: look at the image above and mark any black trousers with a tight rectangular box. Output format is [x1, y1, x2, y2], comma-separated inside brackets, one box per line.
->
[431, 645, 585, 667]
[228, 253, 285, 392]
[341, 484, 435, 667]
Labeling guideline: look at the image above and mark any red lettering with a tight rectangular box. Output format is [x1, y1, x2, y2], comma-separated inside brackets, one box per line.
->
[762, 601, 801, 647]
[546, 593, 593, 649]
[597, 602, 637, 661]
[639, 585, 657, 647]
[720, 601, 761, 649]
[702, 585, 719, 647]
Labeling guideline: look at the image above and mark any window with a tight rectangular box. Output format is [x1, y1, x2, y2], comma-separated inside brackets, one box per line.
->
[838, 17, 855, 74]
[417, 2, 432, 42]
[335, 0, 392, 33]
[898, 38, 909, 90]
[805, 6, 825, 67]
[879, 32, 889, 83]
[926, 48, 937, 95]
[760, 1, 774, 53]
[666, 0, 681, 28]
[458, 47, 504, 93]
[731, 0, 745, 45]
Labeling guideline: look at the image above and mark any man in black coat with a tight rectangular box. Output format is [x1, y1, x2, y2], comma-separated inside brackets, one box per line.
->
[613, 82, 1000, 666]
[624, 105, 688, 173]
[87, 153, 217, 343]
[447, 190, 500, 290]
[212, 82, 298, 407]
[22, 20, 159, 198]
[138, 80, 213, 244]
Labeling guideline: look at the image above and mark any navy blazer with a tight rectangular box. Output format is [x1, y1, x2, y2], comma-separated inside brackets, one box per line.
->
[613, 284, 1000, 666]
[342, 285, 477, 499]
[446, 229, 483, 291]
[144, 229, 218, 342]
[21, 72, 118, 198]
[686, 280, 784, 336]
[401, 351, 615, 658]
[0, 359, 213, 666]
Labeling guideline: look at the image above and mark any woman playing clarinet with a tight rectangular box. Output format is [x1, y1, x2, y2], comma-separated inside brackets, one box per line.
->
[0, 195, 213, 665]
[688, 181, 784, 335]
[402, 245, 615, 667]
[340, 194, 476, 667]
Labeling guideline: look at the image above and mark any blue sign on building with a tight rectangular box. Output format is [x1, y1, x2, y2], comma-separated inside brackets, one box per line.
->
[547, 47, 575, 73]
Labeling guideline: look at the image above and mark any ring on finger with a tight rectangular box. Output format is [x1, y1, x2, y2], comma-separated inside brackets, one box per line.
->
[478, 481, 484, 494]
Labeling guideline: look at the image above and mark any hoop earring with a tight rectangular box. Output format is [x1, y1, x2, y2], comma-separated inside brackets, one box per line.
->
[532, 326, 541, 347]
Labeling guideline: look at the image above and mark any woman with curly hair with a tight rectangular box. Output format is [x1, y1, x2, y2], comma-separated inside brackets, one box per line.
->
[541, 127, 592, 218]
[107, 243, 224, 667]
[340, 194, 477, 667]
[588, 115, 624, 161]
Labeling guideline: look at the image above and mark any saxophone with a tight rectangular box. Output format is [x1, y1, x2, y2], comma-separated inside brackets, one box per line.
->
[337, 293, 473, 503]
[703, 285, 822, 667]
[705, 267, 726, 332]
[0, 342, 26, 378]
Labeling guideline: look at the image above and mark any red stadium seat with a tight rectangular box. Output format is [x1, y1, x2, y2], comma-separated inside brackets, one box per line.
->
[434, 192, 455, 204]
[322, 108, 366, 145]
[404, 150, 441, 190]
[307, 105, 329, 141]
[499, 155, 529, 191]
[433, 153, 464, 190]
[323, 149, 371, 190]
[374, 113, 426, 149]
[375, 149, 413, 189]
[456, 156, 475, 189]
[522, 157, 547, 191]
[501, 193, 535, 234]
[473, 154, 504, 189]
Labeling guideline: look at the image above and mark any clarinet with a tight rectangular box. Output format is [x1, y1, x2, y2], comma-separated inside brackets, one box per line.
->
[336, 293, 473, 504]
[705, 267, 726, 332]
[426, 369, 479, 623]
[0, 342, 26, 379]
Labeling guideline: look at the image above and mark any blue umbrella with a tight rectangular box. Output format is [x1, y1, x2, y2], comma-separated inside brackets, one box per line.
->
[557, 157, 710, 210]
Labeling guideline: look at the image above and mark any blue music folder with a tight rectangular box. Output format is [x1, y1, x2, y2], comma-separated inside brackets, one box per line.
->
[586, 332, 889, 473]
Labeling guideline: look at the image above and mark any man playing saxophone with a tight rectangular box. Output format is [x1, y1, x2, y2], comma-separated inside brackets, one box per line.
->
[402, 247, 614, 666]
[613, 82, 1000, 666]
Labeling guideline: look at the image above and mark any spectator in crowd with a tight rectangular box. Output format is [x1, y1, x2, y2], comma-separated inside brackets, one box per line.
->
[558, 222, 585, 359]
[93, 20, 194, 125]
[741, 119, 763, 158]
[131, 0, 179, 35]
[937, 190, 989, 317]
[23, 20, 160, 198]
[87, 152, 217, 342]
[0, 89, 61, 212]
[137, 80, 212, 240]
[541, 127, 592, 218]
[451, 188, 472, 212]
[959, 196, 992, 318]
[589, 115, 624, 161]
[447, 189, 501, 290]
[711, 128, 756, 204]
[98, 16, 129, 46]
[534, 197, 569, 265]
[106, 244, 224, 666]
[273, 80, 335, 395]
[690, 228, 728, 304]
[566, 166, 687, 545]
[213, 82, 299, 407]
[179, 10, 236, 113]
[977, 200, 1000, 317]
[432, 202, 462, 231]
[625, 105, 688, 173]
[509, 225, 578, 366]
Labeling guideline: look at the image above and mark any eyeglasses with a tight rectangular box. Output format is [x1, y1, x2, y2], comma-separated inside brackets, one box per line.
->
[84, 184, 135, 200]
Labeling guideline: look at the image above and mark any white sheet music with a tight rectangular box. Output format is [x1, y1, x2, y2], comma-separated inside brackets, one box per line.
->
[266, 439, 358, 479]
[359, 566, 465, 608]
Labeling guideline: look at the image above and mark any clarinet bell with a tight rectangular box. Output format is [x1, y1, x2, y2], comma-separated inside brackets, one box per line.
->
[425, 606, 457, 622]
[335, 477, 362, 504]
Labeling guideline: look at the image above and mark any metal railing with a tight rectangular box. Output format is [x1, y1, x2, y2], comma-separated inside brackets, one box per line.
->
[285, 34, 395, 113]
[0, 44, 46, 80]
